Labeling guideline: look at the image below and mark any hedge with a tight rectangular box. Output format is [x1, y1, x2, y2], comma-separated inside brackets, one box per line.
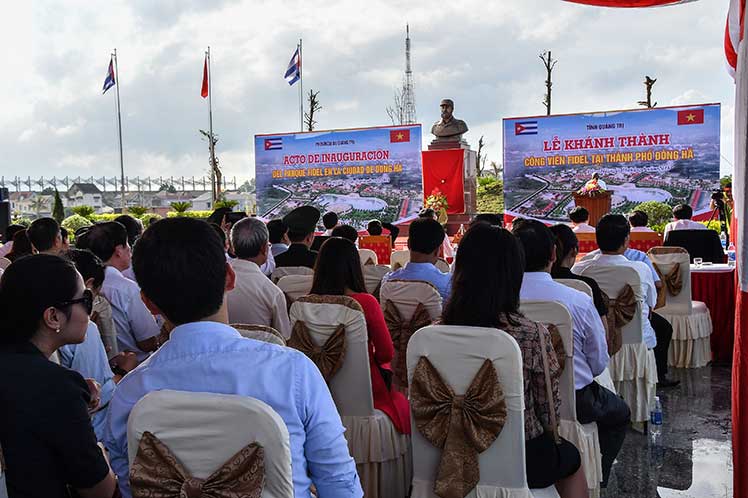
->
[166, 210, 212, 219]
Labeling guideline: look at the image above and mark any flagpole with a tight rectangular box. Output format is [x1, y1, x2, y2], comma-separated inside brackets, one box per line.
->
[299, 38, 303, 132]
[112, 48, 126, 212]
[207, 46, 217, 202]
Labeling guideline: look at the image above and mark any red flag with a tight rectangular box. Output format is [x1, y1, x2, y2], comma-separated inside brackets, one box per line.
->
[389, 129, 410, 143]
[564, 0, 697, 6]
[201, 55, 209, 98]
[422, 150, 465, 214]
[676, 109, 704, 125]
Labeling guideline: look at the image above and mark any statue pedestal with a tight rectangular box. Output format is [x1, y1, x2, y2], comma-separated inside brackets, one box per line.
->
[422, 147, 477, 235]
[572, 191, 612, 227]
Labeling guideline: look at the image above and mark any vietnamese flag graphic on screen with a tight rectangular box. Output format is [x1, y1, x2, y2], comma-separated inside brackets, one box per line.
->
[677, 109, 705, 125]
[390, 129, 411, 143]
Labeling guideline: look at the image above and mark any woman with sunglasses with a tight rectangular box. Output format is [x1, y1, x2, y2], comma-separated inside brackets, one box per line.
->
[0, 254, 118, 498]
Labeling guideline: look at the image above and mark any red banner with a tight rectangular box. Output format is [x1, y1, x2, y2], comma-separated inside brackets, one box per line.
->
[564, 0, 694, 6]
[422, 149, 465, 214]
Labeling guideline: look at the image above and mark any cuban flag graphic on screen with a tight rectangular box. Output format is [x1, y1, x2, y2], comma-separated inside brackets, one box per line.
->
[514, 121, 538, 135]
[284, 47, 301, 86]
[264, 138, 283, 151]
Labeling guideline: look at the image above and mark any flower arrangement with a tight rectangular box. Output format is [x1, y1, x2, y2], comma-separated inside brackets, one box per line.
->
[424, 188, 449, 224]
[576, 178, 608, 197]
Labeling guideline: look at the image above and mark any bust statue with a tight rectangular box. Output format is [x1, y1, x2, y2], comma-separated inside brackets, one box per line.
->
[431, 99, 469, 142]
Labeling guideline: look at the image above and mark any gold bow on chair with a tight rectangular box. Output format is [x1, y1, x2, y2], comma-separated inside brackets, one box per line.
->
[653, 263, 683, 297]
[364, 257, 376, 265]
[411, 357, 507, 498]
[544, 323, 566, 375]
[383, 300, 433, 389]
[287, 321, 346, 382]
[130, 431, 265, 498]
[602, 284, 637, 356]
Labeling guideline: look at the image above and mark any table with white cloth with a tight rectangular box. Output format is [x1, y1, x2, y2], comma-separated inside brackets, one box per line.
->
[690, 264, 735, 363]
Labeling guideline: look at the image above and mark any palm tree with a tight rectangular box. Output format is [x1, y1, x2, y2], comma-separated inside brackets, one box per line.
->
[170, 201, 192, 214]
[30, 196, 47, 217]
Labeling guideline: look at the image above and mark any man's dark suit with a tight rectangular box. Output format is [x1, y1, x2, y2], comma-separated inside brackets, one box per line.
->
[274, 243, 318, 269]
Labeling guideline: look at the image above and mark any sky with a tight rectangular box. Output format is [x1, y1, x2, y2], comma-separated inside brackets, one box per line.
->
[0, 0, 736, 187]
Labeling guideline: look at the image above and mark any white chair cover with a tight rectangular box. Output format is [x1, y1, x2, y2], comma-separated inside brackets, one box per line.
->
[359, 248, 379, 266]
[390, 250, 410, 271]
[232, 324, 287, 347]
[127, 390, 294, 498]
[554, 279, 593, 298]
[289, 297, 411, 498]
[435, 258, 451, 273]
[379, 279, 443, 323]
[647, 247, 712, 368]
[276, 274, 313, 305]
[579, 265, 657, 423]
[520, 301, 602, 497]
[363, 265, 391, 295]
[407, 324, 538, 498]
[270, 266, 313, 284]
[0, 257, 10, 271]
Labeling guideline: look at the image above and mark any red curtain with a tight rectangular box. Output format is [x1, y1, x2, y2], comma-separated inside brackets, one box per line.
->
[422, 149, 465, 214]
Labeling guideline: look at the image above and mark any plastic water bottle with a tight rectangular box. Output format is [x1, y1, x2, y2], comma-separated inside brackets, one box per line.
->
[650, 396, 663, 443]
[720, 231, 727, 250]
[728, 242, 737, 268]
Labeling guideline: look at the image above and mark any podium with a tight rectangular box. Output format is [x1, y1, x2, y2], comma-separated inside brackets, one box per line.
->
[572, 191, 612, 227]
[422, 141, 476, 234]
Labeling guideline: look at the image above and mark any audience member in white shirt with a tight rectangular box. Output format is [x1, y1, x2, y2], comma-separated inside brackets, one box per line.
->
[227, 217, 291, 338]
[76, 222, 160, 361]
[113, 215, 143, 281]
[27, 217, 64, 255]
[570, 207, 595, 233]
[322, 211, 339, 236]
[573, 214, 678, 388]
[663, 204, 707, 239]
[513, 219, 629, 487]
[628, 210, 656, 233]
[268, 219, 290, 257]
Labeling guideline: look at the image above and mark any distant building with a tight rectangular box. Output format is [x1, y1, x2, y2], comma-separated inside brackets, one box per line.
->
[190, 191, 256, 213]
[68, 183, 104, 211]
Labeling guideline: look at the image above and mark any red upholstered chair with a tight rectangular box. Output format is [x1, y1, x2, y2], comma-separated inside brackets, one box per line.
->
[576, 232, 598, 254]
[629, 232, 663, 253]
[359, 235, 392, 265]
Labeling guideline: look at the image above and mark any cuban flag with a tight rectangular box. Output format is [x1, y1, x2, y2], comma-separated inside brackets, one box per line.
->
[264, 138, 283, 151]
[102, 57, 116, 94]
[284, 46, 301, 86]
[514, 121, 538, 136]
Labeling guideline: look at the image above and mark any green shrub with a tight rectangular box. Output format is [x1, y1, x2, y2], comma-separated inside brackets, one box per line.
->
[11, 217, 32, 227]
[214, 199, 239, 210]
[139, 213, 162, 226]
[633, 201, 672, 228]
[90, 213, 120, 222]
[71, 205, 95, 219]
[128, 206, 149, 217]
[167, 210, 212, 219]
[62, 214, 93, 242]
[477, 177, 504, 214]
[170, 201, 192, 213]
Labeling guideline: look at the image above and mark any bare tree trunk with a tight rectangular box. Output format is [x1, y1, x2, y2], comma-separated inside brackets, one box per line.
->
[476, 136, 487, 177]
[386, 86, 406, 125]
[540, 51, 557, 116]
[638, 76, 658, 109]
[304, 90, 322, 131]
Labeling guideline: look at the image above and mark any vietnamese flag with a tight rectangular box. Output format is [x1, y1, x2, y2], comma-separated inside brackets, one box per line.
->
[390, 129, 410, 143]
[677, 109, 705, 125]
[563, 0, 698, 6]
[201, 55, 209, 98]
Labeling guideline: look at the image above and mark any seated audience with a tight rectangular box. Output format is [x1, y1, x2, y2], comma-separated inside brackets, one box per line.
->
[366, 219, 399, 248]
[442, 224, 586, 497]
[311, 237, 410, 434]
[382, 217, 452, 302]
[275, 206, 321, 269]
[549, 224, 608, 317]
[573, 214, 678, 388]
[514, 220, 626, 487]
[213, 220, 275, 276]
[268, 218, 290, 257]
[419, 207, 454, 259]
[113, 214, 143, 281]
[5, 229, 33, 263]
[331, 224, 359, 244]
[60, 249, 138, 440]
[628, 210, 655, 232]
[0, 223, 25, 258]
[105, 218, 362, 498]
[663, 204, 706, 239]
[471, 213, 503, 227]
[77, 222, 160, 361]
[27, 217, 64, 254]
[570, 207, 595, 233]
[0, 254, 117, 498]
[322, 211, 339, 235]
[227, 217, 291, 338]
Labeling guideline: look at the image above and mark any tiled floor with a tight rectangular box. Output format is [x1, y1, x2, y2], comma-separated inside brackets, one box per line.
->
[602, 365, 733, 498]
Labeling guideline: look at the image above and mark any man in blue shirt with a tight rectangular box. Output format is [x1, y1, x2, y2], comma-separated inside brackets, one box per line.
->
[382, 217, 452, 302]
[105, 218, 362, 498]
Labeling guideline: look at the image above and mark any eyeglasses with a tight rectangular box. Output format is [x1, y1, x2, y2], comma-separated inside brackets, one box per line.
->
[55, 289, 94, 316]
